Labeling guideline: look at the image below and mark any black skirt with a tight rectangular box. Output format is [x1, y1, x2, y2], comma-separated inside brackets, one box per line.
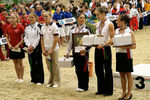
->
[9, 48, 25, 59]
[116, 53, 133, 72]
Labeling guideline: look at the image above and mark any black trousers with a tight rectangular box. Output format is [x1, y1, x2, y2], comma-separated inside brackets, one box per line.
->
[94, 46, 113, 95]
[112, 20, 118, 30]
[147, 14, 150, 25]
[139, 17, 143, 30]
[73, 52, 89, 91]
[28, 49, 44, 84]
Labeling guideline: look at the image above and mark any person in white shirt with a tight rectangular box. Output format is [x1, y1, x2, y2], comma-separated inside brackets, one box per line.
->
[130, 4, 139, 31]
[101, 0, 108, 8]
[115, 14, 136, 100]
[89, 0, 94, 9]
[41, 11, 60, 88]
[95, 6, 114, 96]
[24, 13, 44, 85]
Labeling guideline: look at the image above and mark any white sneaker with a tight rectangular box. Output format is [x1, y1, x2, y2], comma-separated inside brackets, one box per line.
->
[36, 83, 42, 85]
[18, 79, 24, 83]
[52, 84, 59, 88]
[14, 79, 19, 83]
[46, 84, 53, 87]
[76, 88, 85, 92]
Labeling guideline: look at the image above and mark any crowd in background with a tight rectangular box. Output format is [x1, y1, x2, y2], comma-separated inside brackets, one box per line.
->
[0, 0, 150, 60]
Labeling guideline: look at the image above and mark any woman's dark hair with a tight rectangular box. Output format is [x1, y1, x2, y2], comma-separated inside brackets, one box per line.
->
[72, 6, 78, 16]
[98, 6, 108, 14]
[96, 3, 101, 8]
[120, 14, 130, 24]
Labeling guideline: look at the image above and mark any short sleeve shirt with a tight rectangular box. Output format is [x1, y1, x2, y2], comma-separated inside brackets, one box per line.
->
[52, 11, 65, 27]
[6, 23, 24, 47]
[41, 22, 59, 51]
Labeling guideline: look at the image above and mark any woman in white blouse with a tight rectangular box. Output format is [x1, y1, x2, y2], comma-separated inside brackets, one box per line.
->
[24, 13, 44, 85]
[116, 14, 136, 100]
[95, 6, 114, 96]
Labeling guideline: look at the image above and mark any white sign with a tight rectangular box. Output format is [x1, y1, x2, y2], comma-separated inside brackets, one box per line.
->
[107, 15, 117, 20]
[58, 17, 76, 25]
[114, 64, 150, 91]
[142, 12, 148, 17]
[0, 37, 7, 45]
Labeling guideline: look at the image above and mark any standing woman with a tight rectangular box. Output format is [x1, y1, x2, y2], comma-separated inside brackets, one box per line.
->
[95, 6, 114, 96]
[53, 6, 65, 46]
[6, 12, 25, 83]
[66, 13, 91, 92]
[41, 11, 60, 88]
[137, 0, 143, 30]
[116, 14, 136, 100]
[24, 13, 44, 85]
[64, 6, 73, 42]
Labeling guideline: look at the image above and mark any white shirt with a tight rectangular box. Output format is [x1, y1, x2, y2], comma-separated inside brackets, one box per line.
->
[89, 2, 93, 9]
[24, 22, 41, 48]
[115, 27, 132, 55]
[41, 22, 59, 51]
[67, 24, 91, 54]
[96, 19, 112, 44]
[101, 2, 108, 8]
[130, 8, 139, 16]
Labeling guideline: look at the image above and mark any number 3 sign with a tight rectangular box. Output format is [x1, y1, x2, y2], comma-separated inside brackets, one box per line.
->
[135, 76, 145, 89]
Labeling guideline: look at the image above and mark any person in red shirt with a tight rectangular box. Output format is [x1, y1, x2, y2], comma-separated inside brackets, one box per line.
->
[20, 12, 30, 28]
[0, 8, 7, 21]
[0, 8, 8, 61]
[118, 1, 126, 15]
[6, 12, 25, 83]
[125, 3, 130, 14]
[38, 10, 45, 24]
[111, 3, 118, 15]
[2, 16, 11, 59]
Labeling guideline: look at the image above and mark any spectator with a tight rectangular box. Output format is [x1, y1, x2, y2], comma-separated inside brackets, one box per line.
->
[130, 4, 139, 31]
[137, 0, 144, 30]
[53, 6, 65, 46]
[84, 6, 92, 18]
[35, 5, 42, 17]
[118, 1, 126, 15]
[64, 6, 73, 42]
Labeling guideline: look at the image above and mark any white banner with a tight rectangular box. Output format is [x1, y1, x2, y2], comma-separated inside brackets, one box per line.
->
[58, 17, 76, 25]
[0, 37, 7, 45]
[107, 11, 150, 21]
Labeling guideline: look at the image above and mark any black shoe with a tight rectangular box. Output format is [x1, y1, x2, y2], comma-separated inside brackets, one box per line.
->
[123, 94, 132, 100]
[118, 94, 126, 100]
[104, 94, 113, 96]
[95, 92, 104, 95]
[118, 98, 124, 100]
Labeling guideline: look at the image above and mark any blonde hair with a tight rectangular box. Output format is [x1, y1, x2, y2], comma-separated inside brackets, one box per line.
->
[11, 12, 20, 23]
[44, 11, 52, 17]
